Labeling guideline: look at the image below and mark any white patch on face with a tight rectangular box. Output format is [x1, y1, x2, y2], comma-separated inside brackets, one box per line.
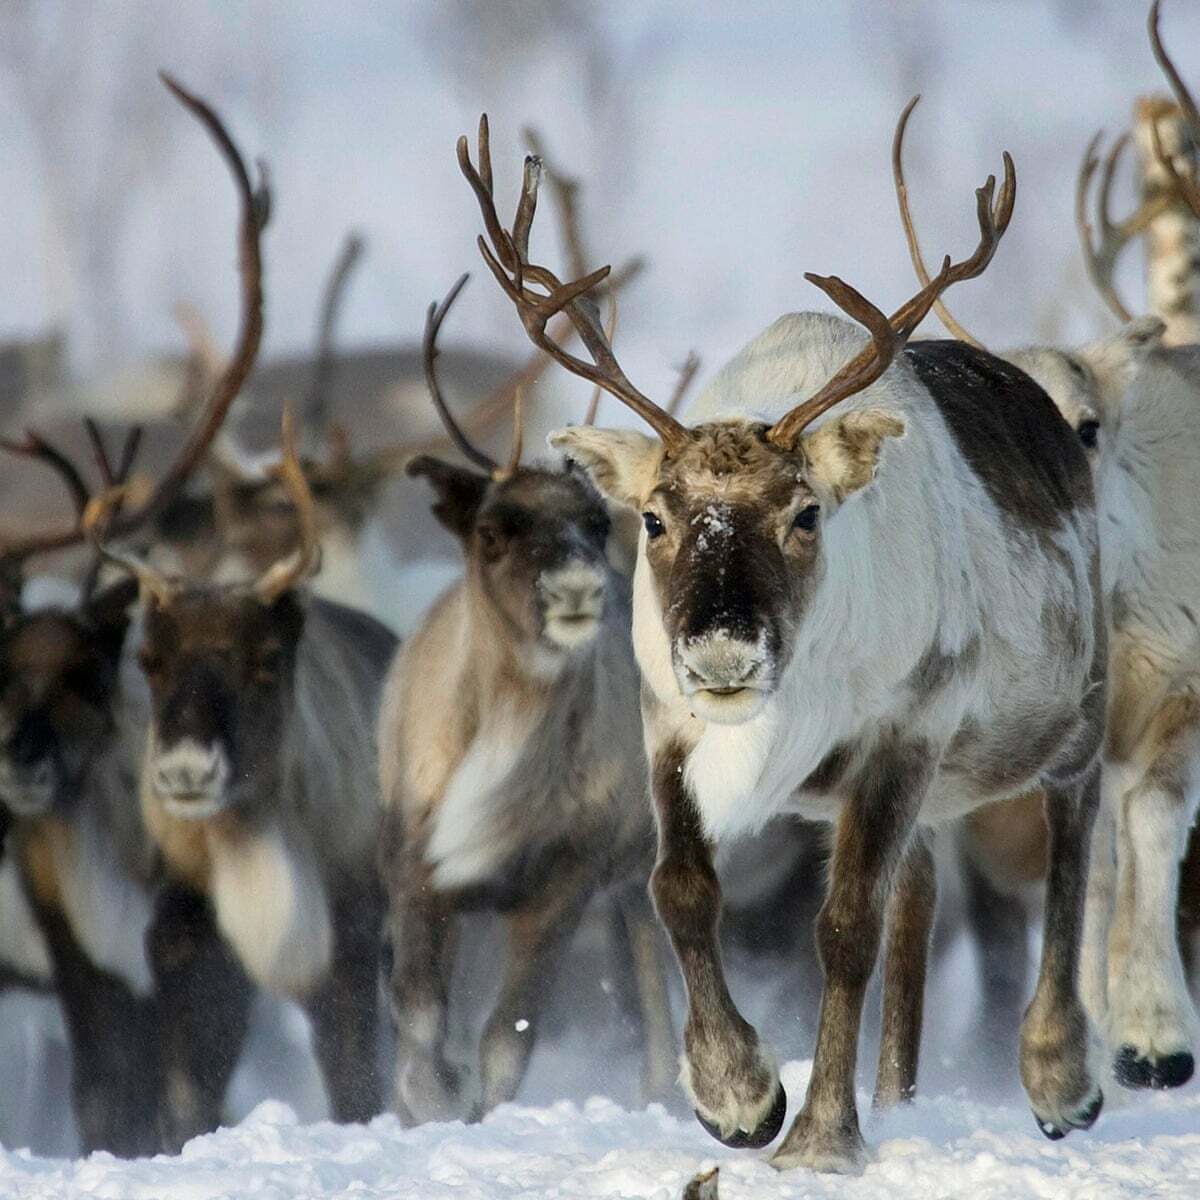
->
[632, 544, 679, 706]
[0, 759, 56, 818]
[426, 708, 538, 890]
[539, 561, 605, 651]
[0, 855, 52, 983]
[210, 826, 332, 998]
[149, 736, 232, 818]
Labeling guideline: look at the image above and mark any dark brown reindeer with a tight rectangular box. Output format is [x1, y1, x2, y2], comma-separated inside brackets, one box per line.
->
[95, 404, 398, 1146]
[0, 71, 271, 1157]
[378, 265, 675, 1124]
[461, 114, 1108, 1173]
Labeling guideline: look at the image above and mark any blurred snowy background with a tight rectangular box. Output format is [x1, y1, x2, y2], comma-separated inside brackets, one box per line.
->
[2, 0, 1198, 405]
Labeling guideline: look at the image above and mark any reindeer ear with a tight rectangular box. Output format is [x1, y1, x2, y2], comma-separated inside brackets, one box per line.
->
[84, 576, 139, 664]
[548, 427, 663, 510]
[406, 455, 489, 540]
[801, 409, 906, 503]
[1077, 316, 1165, 407]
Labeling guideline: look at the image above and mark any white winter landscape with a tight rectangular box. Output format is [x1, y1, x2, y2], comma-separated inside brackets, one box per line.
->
[2, 1, 1200, 1196]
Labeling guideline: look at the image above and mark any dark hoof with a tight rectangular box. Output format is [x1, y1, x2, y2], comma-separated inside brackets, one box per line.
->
[694, 1083, 787, 1150]
[1034, 1089, 1103, 1141]
[1115, 1045, 1195, 1090]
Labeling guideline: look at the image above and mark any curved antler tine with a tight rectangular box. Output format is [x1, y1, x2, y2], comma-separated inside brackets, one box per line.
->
[892, 95, 985, 347]
[477, 113, 494, 199]
[493, 386, 525, 483]
[0, 432, 90, 519]
[1098, 133, 1130, 235]
[511, 156, 542, 265]
[1150, 0, 1200, 148]
[254, 405, 322, 605]
[996, 151, 1017, 232]
[422, 274, 499, 474]
[666, 351, 702, 419]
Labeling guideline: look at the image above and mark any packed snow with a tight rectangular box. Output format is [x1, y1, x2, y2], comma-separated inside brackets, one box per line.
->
[0, 1064, 1197, 1199]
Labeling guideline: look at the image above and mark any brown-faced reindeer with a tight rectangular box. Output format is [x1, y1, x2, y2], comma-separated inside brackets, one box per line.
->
[93, 404, 397, 1146]
[896, 36, 1200, 1095]
[378, 265, 675, 1124]
[0, 71, 274, 1156]
[461, 114, 1108, 1174]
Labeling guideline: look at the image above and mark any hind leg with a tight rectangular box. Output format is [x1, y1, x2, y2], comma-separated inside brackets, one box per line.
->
[616, 881, 677, 1105]
[1107, 747, 1200, 1090]
[873, 835, 936, 1109]
[1020, 767, 1103, 1140]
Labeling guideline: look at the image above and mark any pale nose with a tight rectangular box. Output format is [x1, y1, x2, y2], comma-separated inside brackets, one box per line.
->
[680, 635, 767, 691]
[544, 579, 603, 609]
[154, 751, 220, 797]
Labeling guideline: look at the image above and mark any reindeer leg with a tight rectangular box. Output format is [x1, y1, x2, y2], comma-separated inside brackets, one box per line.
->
[32, 900, 160, 1157]
[382, 813, 464, 1124]
[873, 833, 936, 1109]
[616, 880, 677, 1105]
[1106, 715, 1200, 1090]
[1020, 764, 1105, 1139]
[148, 883, 254, 1153]
[772, 740, 930, 1174]
[475, 853, 596, 1115]
[649, 741, 786, 1152]
[306, 876, 385, 1123]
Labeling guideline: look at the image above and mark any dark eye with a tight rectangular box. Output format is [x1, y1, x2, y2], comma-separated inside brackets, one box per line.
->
[642, 512, 665, 539]
[1077, 419, 1099, 449]
[138, 648, 163, 678]
[792, 504, 820, 533]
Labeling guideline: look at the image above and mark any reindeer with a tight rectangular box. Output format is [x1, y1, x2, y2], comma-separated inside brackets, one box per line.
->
[893, 19, 1200, 1093]
[456, 112, 1109, 1173]
[378, 268, 675, 1124]
[0, 72, 276, 1154]
[90, 400, 399, 1145]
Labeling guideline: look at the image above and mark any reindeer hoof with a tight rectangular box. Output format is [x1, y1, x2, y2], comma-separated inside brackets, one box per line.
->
[1115, 1046, 1195, 1090]
[694, 1083, 787, 1149]
[1035, 1089, 1102, 1141]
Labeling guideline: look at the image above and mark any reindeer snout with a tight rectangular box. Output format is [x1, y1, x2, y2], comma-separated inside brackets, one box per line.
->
[540, 563, 606, 648]
[151, 738, 230, 815]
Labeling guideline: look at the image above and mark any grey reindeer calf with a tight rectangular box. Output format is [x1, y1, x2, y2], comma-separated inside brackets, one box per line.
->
[378, 273, 675, 1124]
[462, 114, 1108, 1173]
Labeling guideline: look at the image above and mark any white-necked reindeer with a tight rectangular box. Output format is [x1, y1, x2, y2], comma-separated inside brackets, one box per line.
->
[461, 116, 1106, 1173]
[378, 269, 675, 1123]
[895, 8, 1200, 1090]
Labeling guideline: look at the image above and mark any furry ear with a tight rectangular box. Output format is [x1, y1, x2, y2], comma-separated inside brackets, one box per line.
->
[801, 409, 906, 503]
[406, 455, 490, 540]
[1077, 316, 1166, 407]
[84, 576, 139, 664]
[547, 427, 663, 510]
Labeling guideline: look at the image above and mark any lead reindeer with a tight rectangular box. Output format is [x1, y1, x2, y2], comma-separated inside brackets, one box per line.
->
[378, 267, 675, 1123]
[895, 5, 1200, 1091]
[459, 115, 1107, 1173]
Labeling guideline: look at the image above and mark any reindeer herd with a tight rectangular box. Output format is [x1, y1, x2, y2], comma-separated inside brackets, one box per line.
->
[2, 0, 1200, 1179]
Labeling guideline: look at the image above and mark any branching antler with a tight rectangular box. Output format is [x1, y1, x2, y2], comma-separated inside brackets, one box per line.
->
[0, 72, 269, 565]
[767, 112, 1016, 449]
[1149, 0, 1200, 217]
[1076, 129, 1172, 322]
[458, 114, 689, 453]
[0, 431, 90, 519]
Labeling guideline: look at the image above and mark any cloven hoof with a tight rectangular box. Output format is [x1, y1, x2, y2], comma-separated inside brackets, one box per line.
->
[1035, 1089, 1103, 1141]
[694, 1082, 787, 1149]
[1115, 1046, 1195, 1091]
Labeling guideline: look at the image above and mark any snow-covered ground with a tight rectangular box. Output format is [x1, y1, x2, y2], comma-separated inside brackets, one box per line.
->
[1, 1066, 1198, 1199]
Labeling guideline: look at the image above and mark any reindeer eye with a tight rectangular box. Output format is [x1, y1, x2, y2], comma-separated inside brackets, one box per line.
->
[792, 504, 820, 533]
[477, 523, 505, 560]
[642, 512, 665, 540]
[138, 648, 163, 678]
[1077, 419, 1100, 449]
